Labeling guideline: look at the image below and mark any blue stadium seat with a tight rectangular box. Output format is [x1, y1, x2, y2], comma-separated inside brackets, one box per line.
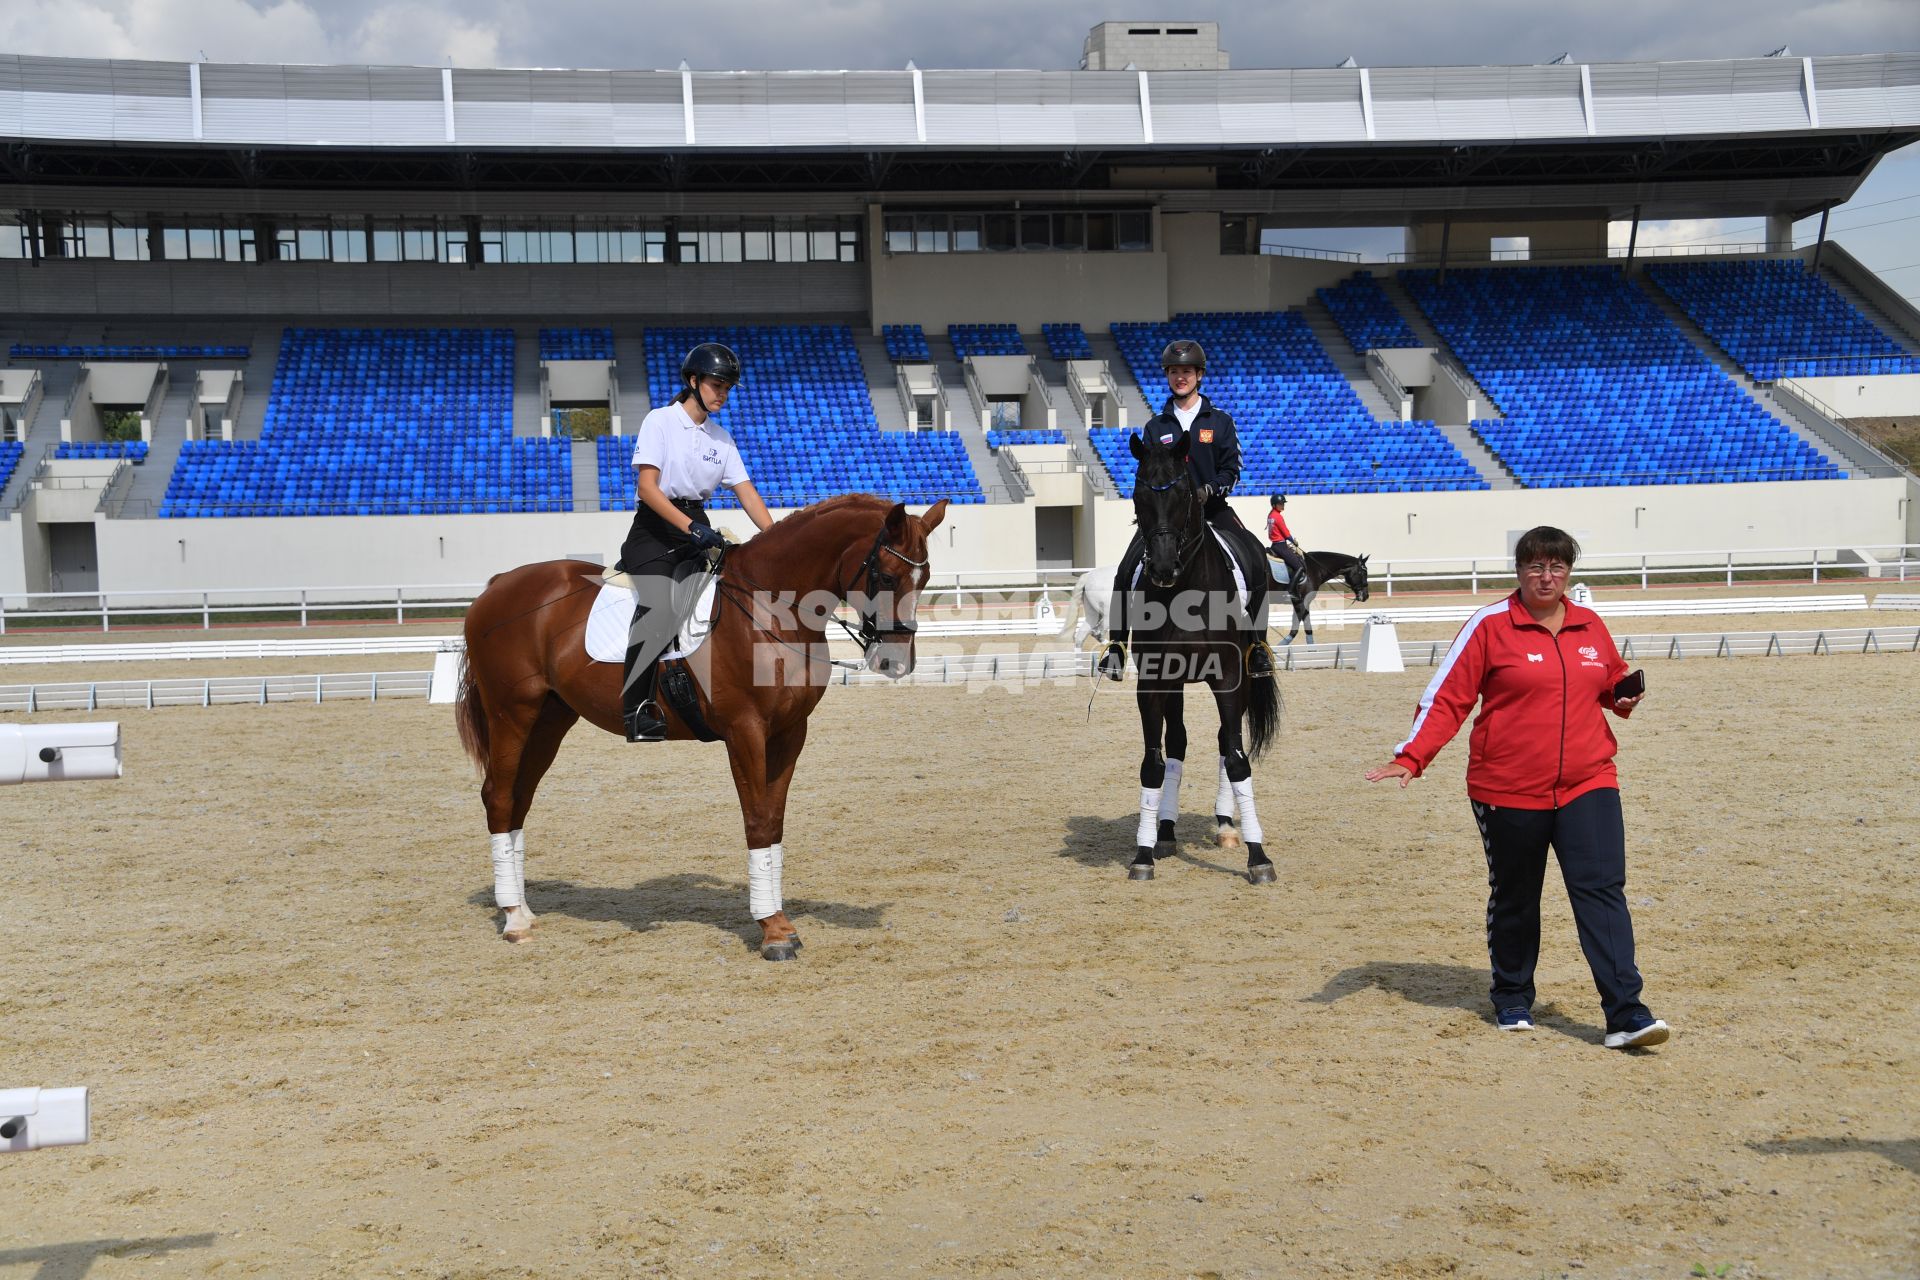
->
[1404, 265, 1844, 487]
[1088, 310, 1487, 497]
[947, 324, 1027, 359]
[537, 327, 615, 361]
[158, 327, 570, 517]
[986, 429, 1067, 449]
[595, 325, 984, 512]
[881, 324, 933, 363]
[55, 440, 149, 462]
[1316, 271, 1424, 355]
[1645, 259, 1920, 381]
[10, 343, 248, 360]
[1040, 324, 1094, 360]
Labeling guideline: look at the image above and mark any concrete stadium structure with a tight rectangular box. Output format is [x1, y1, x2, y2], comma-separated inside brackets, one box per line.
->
[1, 32, 1917, 596]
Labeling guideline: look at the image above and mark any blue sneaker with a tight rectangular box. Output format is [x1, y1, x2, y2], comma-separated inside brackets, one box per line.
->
[1604, 1011, 1671, 1049]
[1496, 1006, 1534, 1031]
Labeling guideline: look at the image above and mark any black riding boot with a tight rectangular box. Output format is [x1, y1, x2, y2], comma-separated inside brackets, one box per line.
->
[622, 653, 667, 743]
[1101, 586, 1129, 681]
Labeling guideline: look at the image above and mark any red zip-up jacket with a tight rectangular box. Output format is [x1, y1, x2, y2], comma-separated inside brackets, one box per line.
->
[1392, 592, 1634, 808]
[1267, 509, 1292, 542]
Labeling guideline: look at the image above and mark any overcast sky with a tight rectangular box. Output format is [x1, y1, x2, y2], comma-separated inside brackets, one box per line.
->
[0, 0, 1914, 294]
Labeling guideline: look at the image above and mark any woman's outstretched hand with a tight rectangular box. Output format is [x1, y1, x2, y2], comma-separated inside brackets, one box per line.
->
[1365, 761, 1415, 788]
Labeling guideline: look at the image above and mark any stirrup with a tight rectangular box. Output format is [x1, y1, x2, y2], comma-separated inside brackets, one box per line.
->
[1245, 638, 1276, 678]
[624, 699, 668, 743]
[1098, 639, 1128, 681]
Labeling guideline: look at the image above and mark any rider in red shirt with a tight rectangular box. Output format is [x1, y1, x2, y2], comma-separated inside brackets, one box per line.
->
[1267, 495, 1303, 582]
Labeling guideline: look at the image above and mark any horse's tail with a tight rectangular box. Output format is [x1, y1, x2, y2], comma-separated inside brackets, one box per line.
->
[454, 653, 489, 775]
[455, 571, 501, 775]
[1060, 574, 1087, 637]
[1246, 659, 1281, 761]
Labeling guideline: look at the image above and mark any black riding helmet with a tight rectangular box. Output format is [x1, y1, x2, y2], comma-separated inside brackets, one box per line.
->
[1159, 339, 1206, 371]
[678, 342, 742, 416]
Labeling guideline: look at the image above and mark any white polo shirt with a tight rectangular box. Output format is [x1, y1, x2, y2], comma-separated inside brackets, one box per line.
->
[630, 400, 748, 500]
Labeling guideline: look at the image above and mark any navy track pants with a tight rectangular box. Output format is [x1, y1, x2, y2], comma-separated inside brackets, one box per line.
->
[1469, 787, 1651, 1032]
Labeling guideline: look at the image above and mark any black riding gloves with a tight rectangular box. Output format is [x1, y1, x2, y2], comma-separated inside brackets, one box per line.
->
[687, 524, 725, 552]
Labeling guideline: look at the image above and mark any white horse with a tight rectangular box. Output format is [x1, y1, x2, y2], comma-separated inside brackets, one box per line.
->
[1065, 559, 1289, 647]
[1063, 567, 1119, 648]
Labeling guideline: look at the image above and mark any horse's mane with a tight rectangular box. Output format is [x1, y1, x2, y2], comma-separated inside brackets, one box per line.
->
[727, 493, 893, 573]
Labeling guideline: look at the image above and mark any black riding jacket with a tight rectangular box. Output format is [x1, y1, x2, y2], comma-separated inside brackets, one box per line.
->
[1141, 393, 1240, 518]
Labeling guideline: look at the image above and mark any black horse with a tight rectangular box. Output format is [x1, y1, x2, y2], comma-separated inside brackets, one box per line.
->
[1277, 550, 1372, 646]
[1121, 431, 1281, 884]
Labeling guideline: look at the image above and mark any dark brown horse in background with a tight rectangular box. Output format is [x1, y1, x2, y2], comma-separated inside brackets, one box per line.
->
[457, 494, 948, 959]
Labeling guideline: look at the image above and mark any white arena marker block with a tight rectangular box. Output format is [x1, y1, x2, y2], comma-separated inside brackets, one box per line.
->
[428, 648, 463, 705]
[1033, 591, 1058, 636]
[1570, 582, 1594, 606]
[1358, 615, 1404, 674]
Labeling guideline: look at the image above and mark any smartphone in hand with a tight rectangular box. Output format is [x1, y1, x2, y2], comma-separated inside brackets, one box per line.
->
[1613, 668, 1646, 700]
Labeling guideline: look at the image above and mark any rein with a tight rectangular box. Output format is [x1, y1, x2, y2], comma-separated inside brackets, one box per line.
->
[710, 519, 925, 672]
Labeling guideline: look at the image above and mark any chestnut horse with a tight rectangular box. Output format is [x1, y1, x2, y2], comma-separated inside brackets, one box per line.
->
[456, 494, 948, 959]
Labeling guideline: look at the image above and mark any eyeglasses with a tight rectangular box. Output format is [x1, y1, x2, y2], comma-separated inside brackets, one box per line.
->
[1520, 562, 1570, 579]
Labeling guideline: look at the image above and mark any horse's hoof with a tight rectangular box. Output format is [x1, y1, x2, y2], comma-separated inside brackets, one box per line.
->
[1156, 818, 1176, 846]
[761, 942, 799, 962]
[1247, 862, 1276, 885]
[501, 905, 535, 942]
[1127, 863, 1155, 881]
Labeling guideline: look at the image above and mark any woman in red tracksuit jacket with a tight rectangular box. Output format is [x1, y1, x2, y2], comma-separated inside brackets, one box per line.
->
[1366, 526, 1670, 1050]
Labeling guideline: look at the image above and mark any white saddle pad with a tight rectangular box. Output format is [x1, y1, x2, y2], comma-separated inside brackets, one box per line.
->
[1128, 529, 1249, 614]
[584, 578, 719, 664]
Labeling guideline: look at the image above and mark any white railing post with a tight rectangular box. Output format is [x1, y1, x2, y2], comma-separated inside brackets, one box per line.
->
[202, 593, 211, 630]
[299, 590, 308, 628]
[397, 589, 406, 626]
[1641, 556, 1648, 590]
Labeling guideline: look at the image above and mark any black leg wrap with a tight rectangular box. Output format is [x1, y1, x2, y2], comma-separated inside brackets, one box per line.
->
[1156, 818, 1176, 845]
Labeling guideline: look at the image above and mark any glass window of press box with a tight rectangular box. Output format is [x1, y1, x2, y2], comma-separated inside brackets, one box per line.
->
[0, 213, 862, 265]
[883, 209, 1151, 254]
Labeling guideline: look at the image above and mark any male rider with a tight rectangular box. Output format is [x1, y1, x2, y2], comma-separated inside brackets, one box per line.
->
[1101, 340, 1272, 681]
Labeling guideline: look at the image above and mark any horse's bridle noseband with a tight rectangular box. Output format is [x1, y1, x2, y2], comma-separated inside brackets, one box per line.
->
[838, 527, 926, 650]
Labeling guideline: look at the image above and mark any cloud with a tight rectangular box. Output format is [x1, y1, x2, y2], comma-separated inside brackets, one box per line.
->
[0, 0, 330, 62]
[0, 0, 1910, 72]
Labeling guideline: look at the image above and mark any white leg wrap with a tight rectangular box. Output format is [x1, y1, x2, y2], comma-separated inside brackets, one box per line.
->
[1215, 757, 1235, 819]
[1136, 787, 1163, 848]
[749, 844, 784, 920]
[1157, 758, 1184, 825]
[510, 828, 527, 902]
[1231, 776, 1265, 844]
[491, 832, 520, 908]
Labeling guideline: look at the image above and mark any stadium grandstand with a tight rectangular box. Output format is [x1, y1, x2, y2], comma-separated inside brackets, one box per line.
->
[0, 28, 1916, 594]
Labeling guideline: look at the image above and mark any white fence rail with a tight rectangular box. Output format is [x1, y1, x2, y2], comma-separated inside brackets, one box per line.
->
[2, 626, 1916, 709]
[1305, 593, 1876, 630]
[2, 543, 1917, 637]
[0, 670, 431, 712]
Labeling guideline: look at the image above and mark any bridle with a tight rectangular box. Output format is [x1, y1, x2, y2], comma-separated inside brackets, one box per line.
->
[1139, 469, 1205, 584]
[835, 526, 926, 651]
[708, 518, 927, 672]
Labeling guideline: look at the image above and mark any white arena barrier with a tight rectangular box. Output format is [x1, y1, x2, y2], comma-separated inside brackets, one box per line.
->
[0, 721, 122, 784]
[2, 721, 115, 1154]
